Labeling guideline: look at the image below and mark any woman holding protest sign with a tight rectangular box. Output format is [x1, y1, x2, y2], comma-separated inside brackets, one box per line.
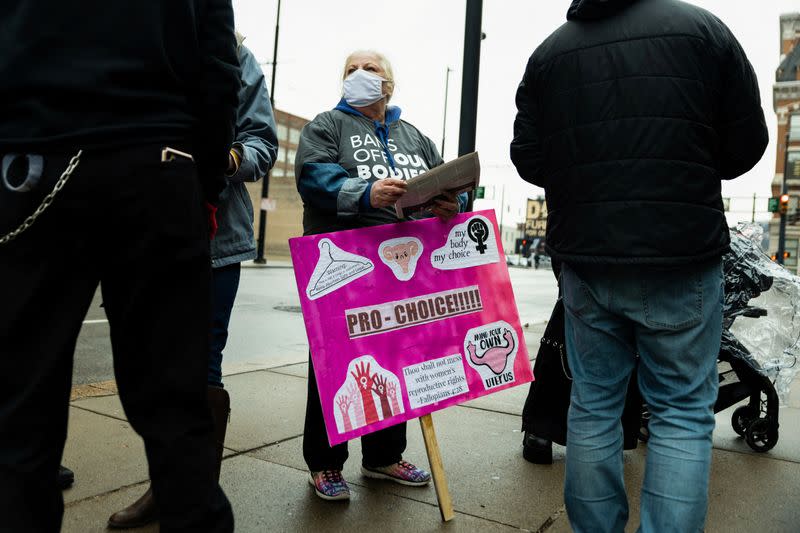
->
[295, 50, 466, 501]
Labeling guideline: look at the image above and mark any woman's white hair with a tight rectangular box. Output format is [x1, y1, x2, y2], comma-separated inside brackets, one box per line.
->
[342, 50, 394, 81]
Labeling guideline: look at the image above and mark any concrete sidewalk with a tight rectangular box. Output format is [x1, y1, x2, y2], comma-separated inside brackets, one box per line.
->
[62, 342, 800, 533]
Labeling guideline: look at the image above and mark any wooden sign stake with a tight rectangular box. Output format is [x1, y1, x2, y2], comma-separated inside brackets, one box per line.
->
[419, 414, 455, 522]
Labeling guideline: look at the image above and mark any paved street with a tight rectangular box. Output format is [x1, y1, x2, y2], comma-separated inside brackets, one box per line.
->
[63, 262, 800, 532]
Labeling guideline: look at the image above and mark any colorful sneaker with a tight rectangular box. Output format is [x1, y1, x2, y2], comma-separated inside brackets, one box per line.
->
[361, 460, 431, 486]
[308, 470, 350, 501]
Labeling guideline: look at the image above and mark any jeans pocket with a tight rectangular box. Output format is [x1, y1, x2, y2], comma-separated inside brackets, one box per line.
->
[561, 264, 593, 318]
[641, 268, 703, 330]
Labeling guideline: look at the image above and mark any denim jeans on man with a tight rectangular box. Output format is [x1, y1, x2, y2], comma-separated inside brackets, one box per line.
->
[561, 260, 723, 533]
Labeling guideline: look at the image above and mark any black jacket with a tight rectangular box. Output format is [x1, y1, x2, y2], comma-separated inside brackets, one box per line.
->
[0, 1, 240, 202]
[511, 0, 768, 265]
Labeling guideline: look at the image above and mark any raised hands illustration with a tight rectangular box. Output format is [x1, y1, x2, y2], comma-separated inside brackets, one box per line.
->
[346, 382, 366, 428]
[351, 361, 379, 424]
[372, 373, 393, 419]
[387, 380, 402, 416]
[352, 361, 375, 392]
[335, 394, 353, 432]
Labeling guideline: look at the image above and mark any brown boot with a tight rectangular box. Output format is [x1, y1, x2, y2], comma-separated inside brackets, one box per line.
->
[107, 486, 157, 529]
[107, 387, 229, 529]
[207, 385, 230, 481]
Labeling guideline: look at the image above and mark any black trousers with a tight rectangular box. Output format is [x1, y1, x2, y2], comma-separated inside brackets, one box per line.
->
[303, 354, 406, 472]
[0, 145, 232, 532]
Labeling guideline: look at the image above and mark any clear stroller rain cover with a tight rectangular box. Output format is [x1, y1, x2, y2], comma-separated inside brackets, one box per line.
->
[724, 223, 800, 403]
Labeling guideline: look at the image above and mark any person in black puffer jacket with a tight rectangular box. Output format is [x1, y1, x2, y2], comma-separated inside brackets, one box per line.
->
[511, 1, 767, 532]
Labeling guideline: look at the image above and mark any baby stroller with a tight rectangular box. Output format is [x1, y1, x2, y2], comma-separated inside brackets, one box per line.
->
[642, 226, 796, 453]
[712, 228, 780, 452]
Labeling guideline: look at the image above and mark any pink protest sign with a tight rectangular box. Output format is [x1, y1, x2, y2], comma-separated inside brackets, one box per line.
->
[289, 209, 533, 446]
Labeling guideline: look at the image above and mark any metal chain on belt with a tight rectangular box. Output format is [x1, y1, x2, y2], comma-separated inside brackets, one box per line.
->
[0, 150, 82, 245]
[540, 336, 572, 381]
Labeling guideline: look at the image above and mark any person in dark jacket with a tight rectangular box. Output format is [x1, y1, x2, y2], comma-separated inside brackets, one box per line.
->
[511, 1, 768, 531]
[106, 34, 278, 529]
[0, 1, 239, 531]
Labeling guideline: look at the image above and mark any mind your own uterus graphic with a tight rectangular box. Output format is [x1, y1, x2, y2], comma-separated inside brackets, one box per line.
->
[332, 355, 405, 434]
[463, 320, 521, 390]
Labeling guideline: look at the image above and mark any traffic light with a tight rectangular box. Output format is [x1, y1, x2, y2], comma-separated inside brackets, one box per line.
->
[521, 239, 533, 258]
[515, 237, 537, 257]
[780, 194, 790, 214]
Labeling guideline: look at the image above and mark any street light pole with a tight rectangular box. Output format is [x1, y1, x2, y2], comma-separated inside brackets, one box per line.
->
[441, 67, 452, 158]
[458, 0, 483, 212]
[268, 0, 280, 108]
[255, 0, 281, 264]
[498, 183, 505, 230]
[778, 126, 790, 265]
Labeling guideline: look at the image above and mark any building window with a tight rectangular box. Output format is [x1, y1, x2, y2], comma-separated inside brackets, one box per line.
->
[277, 123, 288, 141]
[289, 128, 301, 144]
[287, 148, 297, 164]
[790, 113, 800, 141]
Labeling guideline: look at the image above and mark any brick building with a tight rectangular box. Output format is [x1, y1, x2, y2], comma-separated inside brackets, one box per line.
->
[245, 108, 309, 258]
[770, 13, 800, 272]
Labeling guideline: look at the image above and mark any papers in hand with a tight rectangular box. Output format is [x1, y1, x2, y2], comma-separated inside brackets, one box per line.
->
[394, 152, 481, 219]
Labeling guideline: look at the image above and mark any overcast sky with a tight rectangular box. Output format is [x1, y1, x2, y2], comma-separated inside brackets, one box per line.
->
[233, 0, 799, 226]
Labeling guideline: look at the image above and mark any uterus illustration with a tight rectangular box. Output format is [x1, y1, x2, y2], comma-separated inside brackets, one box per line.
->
[383, 242, 419, 273]
[466, 329, 516, 375]
[379, 237, 423, 281]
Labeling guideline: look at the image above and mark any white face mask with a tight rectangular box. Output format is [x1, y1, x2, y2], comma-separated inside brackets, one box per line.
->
[343, 69, 387, 107]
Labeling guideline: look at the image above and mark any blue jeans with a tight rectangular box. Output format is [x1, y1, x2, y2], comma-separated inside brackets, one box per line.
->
[561, 260, 722, 533]
[209, 263, 241, 387]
